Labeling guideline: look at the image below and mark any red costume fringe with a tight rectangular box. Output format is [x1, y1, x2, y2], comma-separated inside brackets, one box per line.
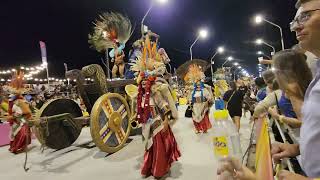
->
[9, 124, 31, 154]
[141, 127, 181, 178]
[193, 113, 212, 132]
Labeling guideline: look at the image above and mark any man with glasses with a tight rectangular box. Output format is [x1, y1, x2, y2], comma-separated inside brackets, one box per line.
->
[272, 0, 320, 179]
[217, 0, 320, 179]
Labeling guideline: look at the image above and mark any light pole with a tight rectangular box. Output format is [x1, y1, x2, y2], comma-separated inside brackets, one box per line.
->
[222, 56, 233, 68]
[232, 62, 239, 80]
[256, 39, 276, 56]
[210, 46, 225, 63]
[210, 46, 224, 82]
[234, 67, 242, 80]
[141, 0, 168, 35]
[255, 15, 285, 50]
[42, 62, 50, 87]
[190, 29, 208, 60]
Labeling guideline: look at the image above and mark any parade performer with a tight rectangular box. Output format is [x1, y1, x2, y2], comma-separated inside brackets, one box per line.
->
[213, 68, 229, 110]
[185, 65, 213, 134]
[7, 71, 32, 154]
[214, 80, 229, 110]
[110, 44, 126, 78]
[88, 12, 133, 78]
[130, 35, 181, 178]
[0, 86, 9, 118]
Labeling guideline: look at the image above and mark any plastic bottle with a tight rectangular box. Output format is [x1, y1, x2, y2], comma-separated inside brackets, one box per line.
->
[212, 110, 242, 160]
[213, 110, 242, 180]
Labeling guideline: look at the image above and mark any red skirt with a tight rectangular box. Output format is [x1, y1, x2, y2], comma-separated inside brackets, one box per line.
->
[193, 113, 212, 132]
[9, 124, 31, 154]
[141, 126, 181, 178]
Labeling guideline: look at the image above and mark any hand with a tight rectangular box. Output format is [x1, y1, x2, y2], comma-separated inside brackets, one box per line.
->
[27, 119, 34, 127]
[250, 113, 262, 124]
[137, 73, 144, 84]
[217, 157, 256, 180]
[271, 143, 300, 164]
[259, 59, 272, 65]
[268, 107, 279, 119]
[278, 170, 310, 180]
[204, 101, 209, 108]
[249, 116, 256, 124]
[162, 117, 169, 132]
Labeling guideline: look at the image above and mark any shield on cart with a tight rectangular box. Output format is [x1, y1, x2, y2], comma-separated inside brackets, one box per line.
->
[34, 99, 83, 150]
[90, 93, 131, 153]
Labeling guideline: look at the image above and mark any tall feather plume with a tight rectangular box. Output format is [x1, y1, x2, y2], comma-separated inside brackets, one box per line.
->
[152, 40, 157, 59]
[129, 35, 165, 74]
[184, 64, 205, 83]
[88, 12, 133, 52]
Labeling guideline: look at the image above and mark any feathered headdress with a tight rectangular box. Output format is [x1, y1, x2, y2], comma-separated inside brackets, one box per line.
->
[88, 12, 133, 52]
[9, 71, 25, 93]
[129, 35, 164, 75]
[214, 68, 227, 80]
[184, 64, 205, 83]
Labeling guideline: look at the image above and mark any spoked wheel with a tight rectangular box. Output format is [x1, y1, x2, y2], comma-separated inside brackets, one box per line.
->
[90, 93, 131, 153]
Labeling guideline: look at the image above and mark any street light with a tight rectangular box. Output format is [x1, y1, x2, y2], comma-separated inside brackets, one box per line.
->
[210, 46, 224, 82]
[217, 47, 225, 53]
[210, 46, 224, 64]
[199, 29, 208, 38]
[190, 28, 208, 60]
[257, 51, 271, 59]
[141, 0, 168, 35]
[255, 38, 276, 55]
[221, 56, 233, 68]
[254, 14, 285, 50]
[255, 15, 263, 24]
[230, 62, 240, 80]
[158, 0, 168, 3]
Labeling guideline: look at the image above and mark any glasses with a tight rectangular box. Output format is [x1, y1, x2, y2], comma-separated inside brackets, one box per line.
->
[290, 9, 320, 31]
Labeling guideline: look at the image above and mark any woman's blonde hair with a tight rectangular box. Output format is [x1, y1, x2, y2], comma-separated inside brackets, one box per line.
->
[273, 49, 312, 100]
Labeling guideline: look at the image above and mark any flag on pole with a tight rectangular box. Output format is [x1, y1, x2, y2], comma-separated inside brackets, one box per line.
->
[39, 41, 48, 66]
[39, 41, 50, 86]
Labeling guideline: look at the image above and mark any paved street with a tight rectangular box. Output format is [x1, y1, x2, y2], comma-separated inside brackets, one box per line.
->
[0, 105, 251, 180]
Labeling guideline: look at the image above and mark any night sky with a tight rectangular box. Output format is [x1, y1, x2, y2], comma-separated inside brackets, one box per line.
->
[0, 0, 298, 78]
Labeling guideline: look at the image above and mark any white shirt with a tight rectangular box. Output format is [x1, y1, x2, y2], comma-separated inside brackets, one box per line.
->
[300, 59, 320, 178]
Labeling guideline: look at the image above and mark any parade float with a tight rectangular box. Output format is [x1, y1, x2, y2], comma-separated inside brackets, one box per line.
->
[22, 11, 178, 156]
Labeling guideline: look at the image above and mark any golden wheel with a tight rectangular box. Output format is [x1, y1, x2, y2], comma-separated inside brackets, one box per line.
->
[90, 93, 131, 153]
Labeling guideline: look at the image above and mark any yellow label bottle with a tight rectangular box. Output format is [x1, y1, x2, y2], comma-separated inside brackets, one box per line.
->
[213, 136, 229, 157]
